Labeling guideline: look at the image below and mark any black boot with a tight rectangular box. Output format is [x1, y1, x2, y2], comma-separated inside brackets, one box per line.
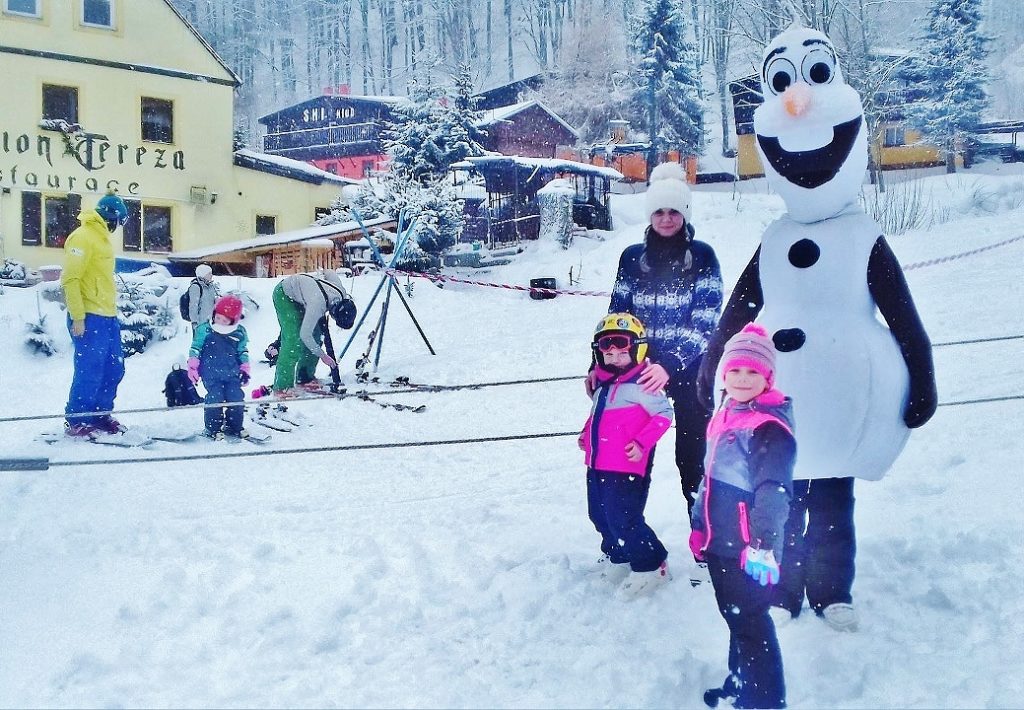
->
[703, 675, 740, 708]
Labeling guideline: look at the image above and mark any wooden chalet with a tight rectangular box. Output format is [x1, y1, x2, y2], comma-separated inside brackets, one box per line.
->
[473, 74, 548, 110]
[258, 91, 402, 179]
[559, 120, 698, 184]
[475, 100, 579, 159]
[168, 216, 396, 277]
[452, 157, 622, 248]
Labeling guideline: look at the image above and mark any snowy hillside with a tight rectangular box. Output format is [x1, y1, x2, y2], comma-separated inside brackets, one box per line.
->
[1, 169, 1023, 707]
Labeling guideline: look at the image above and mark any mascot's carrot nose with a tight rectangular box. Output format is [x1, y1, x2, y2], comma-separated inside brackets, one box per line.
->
[783, 82, 813, 117]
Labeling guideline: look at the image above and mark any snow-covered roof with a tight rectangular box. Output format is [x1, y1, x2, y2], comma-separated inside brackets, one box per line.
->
[258, 95, 407, 123]
[168, 215, 394, 261]
[453, 156, 623, 181]
[233, 149, 361, 186]
[475, 99, 579, 138]
[300, 238, 336, 249]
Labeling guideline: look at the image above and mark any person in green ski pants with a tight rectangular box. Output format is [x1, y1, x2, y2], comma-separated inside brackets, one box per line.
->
[272, 270, 354, 393]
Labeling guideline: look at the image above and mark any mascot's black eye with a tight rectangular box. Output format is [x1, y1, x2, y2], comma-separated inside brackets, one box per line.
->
[764, 57, 797, 95]
[801, 50, 836, 85]
[772, 72, 792, 93]
[809, 62, 831, 83]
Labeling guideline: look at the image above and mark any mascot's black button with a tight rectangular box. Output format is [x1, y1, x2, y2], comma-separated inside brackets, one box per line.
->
[788, 239, 820, 268]
[773, 328, 806, 352]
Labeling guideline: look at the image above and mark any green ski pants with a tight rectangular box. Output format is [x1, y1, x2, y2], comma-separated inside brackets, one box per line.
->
[273, 283, 321, 391]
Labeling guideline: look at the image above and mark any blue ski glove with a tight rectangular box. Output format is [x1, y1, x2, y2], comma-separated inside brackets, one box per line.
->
[741, 546, 780, 586]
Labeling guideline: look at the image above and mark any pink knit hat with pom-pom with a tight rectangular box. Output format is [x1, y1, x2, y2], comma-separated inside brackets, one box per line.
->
[721, 323, 776, 385]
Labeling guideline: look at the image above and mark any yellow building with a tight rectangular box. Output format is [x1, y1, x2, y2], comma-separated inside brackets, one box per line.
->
[0, 0, 353, 272]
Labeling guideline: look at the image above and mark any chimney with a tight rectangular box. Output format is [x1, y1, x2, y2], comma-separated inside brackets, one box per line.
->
[609, 119, 629, 143]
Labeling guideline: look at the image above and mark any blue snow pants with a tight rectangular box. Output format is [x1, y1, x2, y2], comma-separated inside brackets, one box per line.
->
[586, 468, 667, 573]
[707, 552, 786, 709]
[65, 314, 125, 426]
[771, 477, 856, 616]
[203, 374, 244, 435]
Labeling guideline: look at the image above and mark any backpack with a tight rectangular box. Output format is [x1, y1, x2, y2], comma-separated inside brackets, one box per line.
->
[163, 366, 203, 407]
[178, 278, 203, 321]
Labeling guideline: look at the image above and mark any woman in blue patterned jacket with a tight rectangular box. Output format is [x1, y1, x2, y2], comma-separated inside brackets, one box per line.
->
[608, 162, 724, 526]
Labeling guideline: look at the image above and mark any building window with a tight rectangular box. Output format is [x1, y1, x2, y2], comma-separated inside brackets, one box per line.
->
[81, 0, 114, 28]
[42, 85, 79, 124]
[45, 194, 82, 248]
[883, 126, 906, 147]
[4, 0, 39, 17]
[141, 97, 173, 143]
[21, 192, 42, 246]
[256, 215, 277, 235]
[20, 192, 81, 247]
[122, 199, 142, 251]
[142, 205, 173, 252]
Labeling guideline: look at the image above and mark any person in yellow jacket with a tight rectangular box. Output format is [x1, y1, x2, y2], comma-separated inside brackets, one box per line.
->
[61, 190, 129, 437]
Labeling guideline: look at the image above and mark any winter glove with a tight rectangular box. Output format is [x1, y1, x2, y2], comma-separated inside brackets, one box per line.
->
[239, 362, 251, 386]
[903, 377, 938, 429]
[741, 546, 779, 587]
[688, 530, 707, 562]
[186, 357, 201, 384]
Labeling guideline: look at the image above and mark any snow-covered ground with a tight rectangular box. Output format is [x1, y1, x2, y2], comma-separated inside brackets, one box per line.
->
[1, 169, 1023, 708]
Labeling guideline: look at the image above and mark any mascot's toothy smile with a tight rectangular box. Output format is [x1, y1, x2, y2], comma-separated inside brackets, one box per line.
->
[757, 116, 862, 189]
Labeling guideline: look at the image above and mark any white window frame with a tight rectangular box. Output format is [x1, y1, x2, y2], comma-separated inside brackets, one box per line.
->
[80, 0, 115, 29]
[4, 0, 41, 18]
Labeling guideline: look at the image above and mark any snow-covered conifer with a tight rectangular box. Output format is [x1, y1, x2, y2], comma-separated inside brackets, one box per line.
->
[903, 0, 992, 173]
[629, 0, 705, 163]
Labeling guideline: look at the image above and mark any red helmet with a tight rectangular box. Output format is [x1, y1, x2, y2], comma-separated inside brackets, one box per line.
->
[213, 295, 244, 324]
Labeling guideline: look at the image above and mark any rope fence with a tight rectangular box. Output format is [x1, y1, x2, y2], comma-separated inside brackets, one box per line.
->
[386, 233, 1024, 297]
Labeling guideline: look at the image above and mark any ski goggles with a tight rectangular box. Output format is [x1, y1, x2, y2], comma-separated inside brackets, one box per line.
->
[593, 334, 638, 352]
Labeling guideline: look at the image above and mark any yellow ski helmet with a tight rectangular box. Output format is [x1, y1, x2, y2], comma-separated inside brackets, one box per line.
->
[592, 312, 648, 364]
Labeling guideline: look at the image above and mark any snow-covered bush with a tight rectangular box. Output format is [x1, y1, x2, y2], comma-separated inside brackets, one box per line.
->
[115, 270, 177, 357]
[0, 259, 28, 282]
[320, 175, 462, 262]
[538, 179, 575, 249]
[24, 314, 57, 356]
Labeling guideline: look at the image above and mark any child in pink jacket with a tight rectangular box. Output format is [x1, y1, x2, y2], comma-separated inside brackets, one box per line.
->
[579, 313, 674, 598]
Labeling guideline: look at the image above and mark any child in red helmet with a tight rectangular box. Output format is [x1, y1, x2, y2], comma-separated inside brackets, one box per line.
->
[187, 295, 251, 440]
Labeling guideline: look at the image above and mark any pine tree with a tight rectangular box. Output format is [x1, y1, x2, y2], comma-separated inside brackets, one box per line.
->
[630, 0, 705, 170]
[384, 64, 486, 183]
[903, 0, 991, 173]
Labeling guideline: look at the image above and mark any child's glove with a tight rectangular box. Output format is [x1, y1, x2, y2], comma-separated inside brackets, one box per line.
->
[239, 362, 251, 385]
[741, 546, 780, 586]
[688, 530, 707, 561]
[186, 357, 201, 384]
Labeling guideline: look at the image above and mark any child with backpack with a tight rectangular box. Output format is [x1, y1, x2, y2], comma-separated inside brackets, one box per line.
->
[179, 264, 219, 330]
[187, 295, 251, 440]
[579, 313, 675, 599]
[690, 324, 796, 710]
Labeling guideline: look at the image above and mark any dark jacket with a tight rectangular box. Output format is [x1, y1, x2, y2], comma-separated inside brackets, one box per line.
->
[691, 389, 796, 559]
[189, 323, 249, 381]
[610, 225, 724, 382]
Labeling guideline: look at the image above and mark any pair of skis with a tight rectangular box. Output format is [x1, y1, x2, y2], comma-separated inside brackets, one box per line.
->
[37, 427, 198, 448]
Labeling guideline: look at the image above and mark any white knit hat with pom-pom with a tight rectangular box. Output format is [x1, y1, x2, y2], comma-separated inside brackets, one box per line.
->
[645, 162, 692, 222]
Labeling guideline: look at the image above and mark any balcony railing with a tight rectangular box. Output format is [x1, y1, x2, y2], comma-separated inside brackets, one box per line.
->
[264, 122, 380, 153]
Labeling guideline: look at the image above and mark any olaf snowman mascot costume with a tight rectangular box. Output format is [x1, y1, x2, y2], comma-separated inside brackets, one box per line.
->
[698, 25, 937, 631]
